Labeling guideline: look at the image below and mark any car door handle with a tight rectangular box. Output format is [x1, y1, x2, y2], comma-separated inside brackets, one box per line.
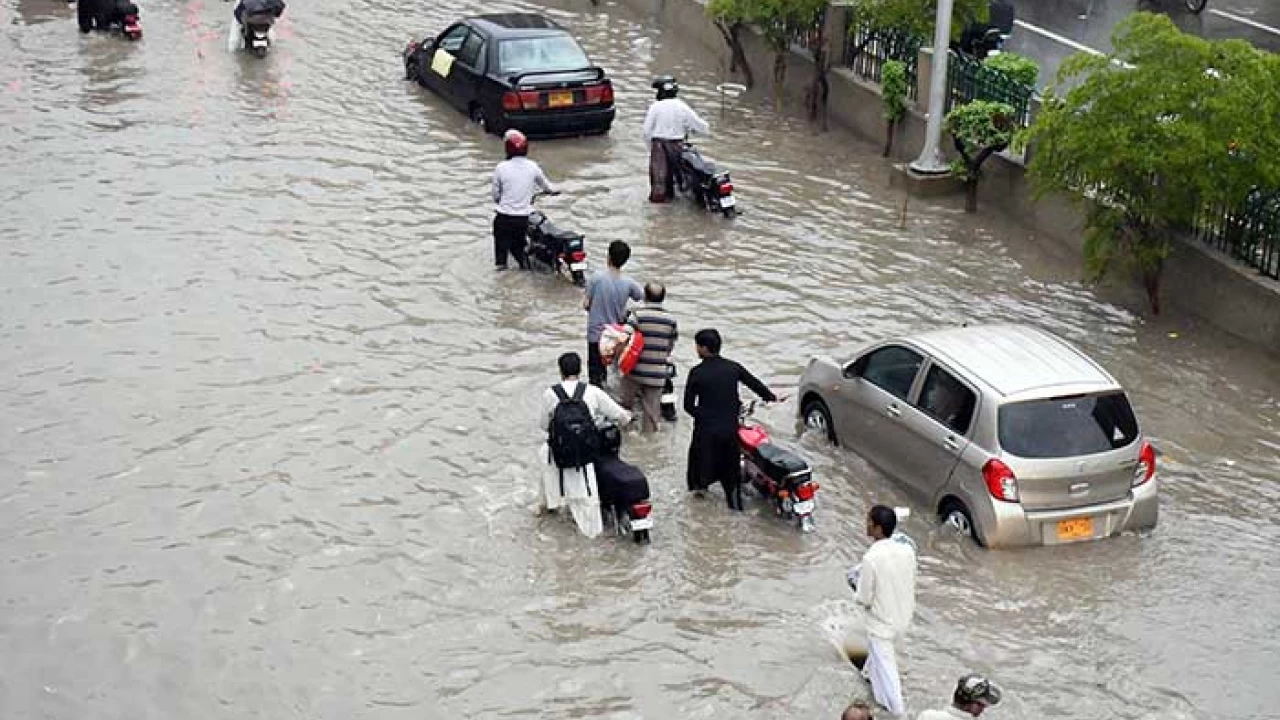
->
[884, 404, 901, 418]
[943, 436, 960, 452]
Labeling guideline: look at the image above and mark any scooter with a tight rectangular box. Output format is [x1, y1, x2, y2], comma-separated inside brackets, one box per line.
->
[595, 423, 654, 544]
[525, 197, 588, 286]
[241, 12, 276, 57]
[737, 401, 818, 532]
[676, 141, 737, 218]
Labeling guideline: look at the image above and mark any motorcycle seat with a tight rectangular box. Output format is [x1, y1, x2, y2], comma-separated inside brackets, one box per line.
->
[594, 456, 650, 506]
[679, 148, 717, 175]
[754, 442, 811, 482]
[533, 217, 583, 242]
[243, 12, 276, 24]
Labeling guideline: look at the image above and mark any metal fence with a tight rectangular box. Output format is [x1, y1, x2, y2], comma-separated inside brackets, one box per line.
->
[842, 22, 923, 100]
[944, 50, 1035, 127]
[1197, 191, 1280, 280]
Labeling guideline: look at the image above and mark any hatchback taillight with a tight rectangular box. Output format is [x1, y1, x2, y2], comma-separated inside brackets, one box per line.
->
[982, 459, 1019, 502]
[1134, 441, 1156, 486]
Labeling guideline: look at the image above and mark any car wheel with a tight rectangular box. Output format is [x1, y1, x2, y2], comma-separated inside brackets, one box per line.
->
[470, 105, 502, 136]
[405, 57, 419, 82]
[940, 500, 983, 546]
[801, 398, 837, 445]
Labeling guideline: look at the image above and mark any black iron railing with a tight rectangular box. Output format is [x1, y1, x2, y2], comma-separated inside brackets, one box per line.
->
[944, 50, 1035, 127]
[1197, 190, 1280, 280]
[843, 21, 923, 100]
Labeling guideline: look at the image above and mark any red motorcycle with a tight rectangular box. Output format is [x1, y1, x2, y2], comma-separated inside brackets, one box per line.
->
[737, 401, 819, 532]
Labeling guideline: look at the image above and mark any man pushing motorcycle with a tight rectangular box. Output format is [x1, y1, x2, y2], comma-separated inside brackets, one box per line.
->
[643, 76, 710, 203]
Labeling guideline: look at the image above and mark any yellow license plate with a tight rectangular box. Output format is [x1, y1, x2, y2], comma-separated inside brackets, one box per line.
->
[549, 91, 574, 107]
[1056, 517, 1094, 542]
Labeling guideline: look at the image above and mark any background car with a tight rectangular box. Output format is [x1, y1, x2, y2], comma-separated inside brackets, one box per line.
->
[403, 13, 615, 137]
[798, 324, 1159, 548]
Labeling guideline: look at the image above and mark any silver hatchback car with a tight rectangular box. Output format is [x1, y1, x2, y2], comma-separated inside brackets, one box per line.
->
[797, 324, 1158, 548]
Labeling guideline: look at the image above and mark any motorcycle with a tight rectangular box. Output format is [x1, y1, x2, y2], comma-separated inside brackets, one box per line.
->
[956, 1, 1013, 59]
[525, 197, 588, 286]
[738, 401, 819, 532]
[241, 13, 276, 57]
[676, 141, 737, 218]
[88, 0, 142, 40]
[595, 424, 654, 544]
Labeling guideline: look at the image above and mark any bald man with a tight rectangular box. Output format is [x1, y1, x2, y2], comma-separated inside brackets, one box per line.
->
[842, 700, 874, 720]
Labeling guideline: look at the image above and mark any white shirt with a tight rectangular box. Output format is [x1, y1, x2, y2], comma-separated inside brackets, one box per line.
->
[854, 535, 918, 640]
[492, 157, 556, 216]
[540, 379, 632, 432]
[643, 98, 710, 143]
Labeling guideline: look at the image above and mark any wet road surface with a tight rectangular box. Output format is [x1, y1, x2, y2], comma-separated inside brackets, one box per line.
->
[1, 0, 1279, 718]
[1002, 0, 1280, 87]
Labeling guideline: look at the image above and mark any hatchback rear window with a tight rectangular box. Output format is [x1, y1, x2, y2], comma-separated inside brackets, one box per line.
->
[998, 392, 1139, 458]
[498, 36, 590, 73]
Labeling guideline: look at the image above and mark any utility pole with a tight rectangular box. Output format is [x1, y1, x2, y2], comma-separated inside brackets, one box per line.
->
[910, 0, 955, 175]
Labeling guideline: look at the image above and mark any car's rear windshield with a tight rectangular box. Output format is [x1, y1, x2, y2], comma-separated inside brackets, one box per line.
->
[998, 391, 1139, 458]
[498, 36, 590, 74]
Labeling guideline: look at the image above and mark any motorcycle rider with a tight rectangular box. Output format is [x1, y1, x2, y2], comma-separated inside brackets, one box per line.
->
[492, 129, 559, 271]
[683, 328, 780, 511]
[916, 675, 1002, 720]
[78, 0, 106, 32]
[228, 0, 286, 52]
[642, 76, 709, 203]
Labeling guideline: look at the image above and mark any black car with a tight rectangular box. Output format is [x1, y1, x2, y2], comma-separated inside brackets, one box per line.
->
[403, 14, 615, 138]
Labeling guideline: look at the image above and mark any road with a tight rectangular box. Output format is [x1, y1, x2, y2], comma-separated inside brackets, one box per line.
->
[1000, 0, 1280, 87]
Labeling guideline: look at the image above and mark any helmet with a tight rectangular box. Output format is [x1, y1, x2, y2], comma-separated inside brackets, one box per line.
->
[651, 75, 678, 100]
[503, 129, 528, 157]
[954, 675, 1002, 708]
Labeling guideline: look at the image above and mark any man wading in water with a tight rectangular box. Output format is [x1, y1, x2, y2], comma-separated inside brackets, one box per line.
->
[642, 75, 709, 203]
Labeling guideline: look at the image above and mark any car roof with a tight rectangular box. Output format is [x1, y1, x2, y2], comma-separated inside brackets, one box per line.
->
[467, 13, 568, 39]
[907, 324, 1119, 399]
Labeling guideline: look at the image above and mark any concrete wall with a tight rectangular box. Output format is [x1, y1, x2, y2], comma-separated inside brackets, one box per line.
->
[614, 0, 1280, 354]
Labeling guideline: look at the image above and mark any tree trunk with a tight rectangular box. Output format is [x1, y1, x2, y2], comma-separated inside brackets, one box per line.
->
[773, 49, 787, 112]
[1142, 257, 1163, 314]
[715, 21, 754, 89]
[883, 120, 895, 158]
[964, 178, 979, 213]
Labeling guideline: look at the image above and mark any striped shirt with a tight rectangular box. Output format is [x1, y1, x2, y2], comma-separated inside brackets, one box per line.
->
[627, 303, 678, 387]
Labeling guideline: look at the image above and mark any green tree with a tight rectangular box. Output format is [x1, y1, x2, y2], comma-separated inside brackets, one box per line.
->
[1025, 12, 1280, 313]
[707, 0, 756, 89]
[847, 0, 988, 44]
[983, 52, 1038, 88]
[880, 60, 909, 157]
[946, 100, 1015, 213]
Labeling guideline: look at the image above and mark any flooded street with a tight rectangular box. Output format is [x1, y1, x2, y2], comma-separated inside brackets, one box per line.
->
[2, 0, 1278, 718]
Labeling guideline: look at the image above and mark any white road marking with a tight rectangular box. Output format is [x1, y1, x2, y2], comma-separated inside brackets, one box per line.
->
[1013, 19, 1105, 56]
[1210, 8, 1280, 38]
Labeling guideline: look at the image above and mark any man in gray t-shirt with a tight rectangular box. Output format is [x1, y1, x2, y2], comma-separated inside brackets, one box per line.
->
[584, 240, 643, 386]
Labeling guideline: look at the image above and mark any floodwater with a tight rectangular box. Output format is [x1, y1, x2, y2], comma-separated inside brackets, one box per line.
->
[1, 0, 1277, 718]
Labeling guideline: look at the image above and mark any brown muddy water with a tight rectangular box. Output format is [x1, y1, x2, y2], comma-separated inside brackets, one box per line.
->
[1, 0, 1277, 718]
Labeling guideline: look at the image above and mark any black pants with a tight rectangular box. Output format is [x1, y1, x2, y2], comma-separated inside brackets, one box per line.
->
[687, 426, 744, 510]
[78, 0, 104, 31]
[587, 340, 607, 387]
[493, 213, 529, 269]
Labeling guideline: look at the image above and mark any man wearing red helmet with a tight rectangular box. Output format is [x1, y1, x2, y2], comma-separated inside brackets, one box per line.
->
[491, 129, 559, 270]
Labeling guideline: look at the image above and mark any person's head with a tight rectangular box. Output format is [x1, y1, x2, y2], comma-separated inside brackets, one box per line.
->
[644, 282, 666, 304]
[952, 674, 1002, 717]
[866, 504, 897, 540]
[504, 129, 528, 159]
[694, 328, 721, 359]
[558, 351, 582, 379]
[607, 240, 631, 270]
[652, 74, 678, 100]
[840, 700, 874, 720]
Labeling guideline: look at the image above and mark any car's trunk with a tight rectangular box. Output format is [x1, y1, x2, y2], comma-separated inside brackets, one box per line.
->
[997, 391, 1141, 511]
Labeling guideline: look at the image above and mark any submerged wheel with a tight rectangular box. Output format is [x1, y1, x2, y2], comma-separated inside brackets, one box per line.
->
[405, 58, 419, 82]
[940, 500, 983, 546]
[1184, 0, 1207, 13]
[802, 398, 837, 444]
[571, 270, 585, 286]
[799, 515, 816, 533]
[633, 529, 650, 544]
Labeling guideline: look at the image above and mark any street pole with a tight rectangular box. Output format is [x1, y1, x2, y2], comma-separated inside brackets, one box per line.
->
[909, 0, 954, 175]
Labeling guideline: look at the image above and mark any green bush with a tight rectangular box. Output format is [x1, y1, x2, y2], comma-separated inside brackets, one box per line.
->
[881, 60, 908, 123]
[983, 52, 1039, 88]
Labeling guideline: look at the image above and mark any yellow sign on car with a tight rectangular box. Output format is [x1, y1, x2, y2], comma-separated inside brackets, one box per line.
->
[431, 49, 455, 78]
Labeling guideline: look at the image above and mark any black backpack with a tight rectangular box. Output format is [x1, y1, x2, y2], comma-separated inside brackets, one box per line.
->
[548, 383, 601, 473]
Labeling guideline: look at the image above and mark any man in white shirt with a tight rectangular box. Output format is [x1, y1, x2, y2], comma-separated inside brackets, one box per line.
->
[642, 76, 710, 203]
[539, 352, 632, 537]
[916, 675, 1002, 720]
[492, 129, 559, 270]
[848, 505, 918, 717]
